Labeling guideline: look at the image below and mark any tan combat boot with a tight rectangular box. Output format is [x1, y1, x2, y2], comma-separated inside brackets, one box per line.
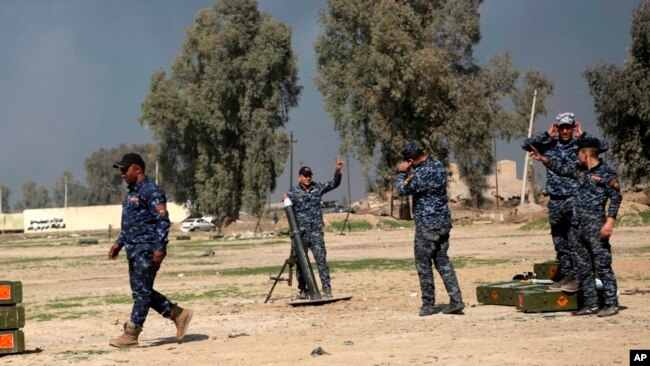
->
[169, 304, 193, 342]
[109, 321, 142, 348]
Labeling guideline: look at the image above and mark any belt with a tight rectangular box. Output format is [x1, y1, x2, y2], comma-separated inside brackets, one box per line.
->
[549, 194, 571, 200]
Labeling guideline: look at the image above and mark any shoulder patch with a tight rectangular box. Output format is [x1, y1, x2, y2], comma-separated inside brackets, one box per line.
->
[609, 178, 620, 190]
[155, 204, 168, 217]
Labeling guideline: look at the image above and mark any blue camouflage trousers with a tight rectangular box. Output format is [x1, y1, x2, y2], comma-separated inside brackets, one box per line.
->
[548, 197, 577, 278]
[295, 231, 331, 291]
[128, 250, 173, 327]
[568, 215, 618, 307]
[414, 226, 463, 305]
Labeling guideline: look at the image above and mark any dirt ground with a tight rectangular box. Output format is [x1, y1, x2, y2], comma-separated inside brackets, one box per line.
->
[1, 215, 649, 365]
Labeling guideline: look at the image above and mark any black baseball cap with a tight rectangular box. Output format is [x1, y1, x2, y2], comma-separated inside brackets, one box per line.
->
[298, 166, 313, 176]
[113, 153, 146, 170]
[401, 142, 423, 160]
[577, 138, 601, 151]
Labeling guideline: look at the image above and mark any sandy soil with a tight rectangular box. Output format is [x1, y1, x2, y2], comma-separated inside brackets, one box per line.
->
[0, 217, 649, 365]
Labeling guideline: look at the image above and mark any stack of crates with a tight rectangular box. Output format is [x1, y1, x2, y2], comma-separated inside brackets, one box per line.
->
[0, 281, 25, 355]
[476, 260, 582, 313]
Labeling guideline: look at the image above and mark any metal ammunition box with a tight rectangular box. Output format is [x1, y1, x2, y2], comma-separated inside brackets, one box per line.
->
[533, 260, 560, 281]
[0, 329, 25, 355]
[0, 281, 22, 306]
[476, 281, 548, 306]
[516, 289, 580, 312]
[0, 305, 25, 329]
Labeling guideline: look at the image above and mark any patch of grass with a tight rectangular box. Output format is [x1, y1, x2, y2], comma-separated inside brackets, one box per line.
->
[28, 312, 55, 321]
[171, 239, 289, 252]
[46, 302, 83, 309]
[452, 257, 513, 269]
[376, 219, 414, 230]
[59, 349, 109, 361]
[617, 210, 650, 227]
[621, 274, 650, 282]
[518, 217, 549, 231]
[636, 246, 650, 254]
[0, 256, 63, 266]
[330, 258, 413, 271]
[61, 310, 101, 320]
[328, 220, 373, 232]
[103, 294, 132, 304]
[168, 286, 243, 302]
[220, 265, 282, 276]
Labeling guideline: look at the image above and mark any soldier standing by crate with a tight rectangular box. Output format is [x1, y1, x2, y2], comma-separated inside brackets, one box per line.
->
[108, 153, 193, 347]
[521, 113, 608, 292]
[282, 157, 344, 299]
[529, 138, 621, 317]
[395, 142, 464, 316]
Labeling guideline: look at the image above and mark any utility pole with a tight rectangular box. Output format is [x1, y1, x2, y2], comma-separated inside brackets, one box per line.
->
[289, 131, 297, 188]
[520, 89, 537, 206]
[155, 160, 159, 185]
[493, 136, 500, 209]
[0, 186, 3, 213]
[64, 176, 68, 208]
[346, 154, 351, 208]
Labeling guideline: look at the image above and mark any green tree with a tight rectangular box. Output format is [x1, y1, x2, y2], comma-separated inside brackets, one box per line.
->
[585, 1, 650, 185]
[52, 172, 89, 208]
[84, 144, 158, 205]
[0, 185, 11, 213]
[315, 0, 546, 201]
[511, 69, 555, 139]
[14, 180, 50, 211]
[140, 0, 300, 226]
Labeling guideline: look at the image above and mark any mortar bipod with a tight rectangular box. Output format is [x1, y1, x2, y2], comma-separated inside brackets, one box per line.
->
[264, 251, 296, 303]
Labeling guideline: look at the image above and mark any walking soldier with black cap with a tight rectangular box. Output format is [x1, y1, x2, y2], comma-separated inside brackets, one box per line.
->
[529, 138, 621, 317]
[396, 142, 464, 316]
[282, 157, 344, 299]
[108, 153, 193, 347]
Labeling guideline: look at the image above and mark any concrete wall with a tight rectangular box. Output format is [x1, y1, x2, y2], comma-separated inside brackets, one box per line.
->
[22, 203, 188, 233]
[0, 213, 24, 231]
[497, 160, 517, 180]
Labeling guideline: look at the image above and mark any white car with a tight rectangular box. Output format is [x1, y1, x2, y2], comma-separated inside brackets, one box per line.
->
[180, 218, 215, 232]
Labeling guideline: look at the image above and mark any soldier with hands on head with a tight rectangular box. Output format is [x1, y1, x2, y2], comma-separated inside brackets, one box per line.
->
[529, 138, 621, 317]
[282, 156, 344, 299]
[395, 142, 464, 316]
[521, 112, 608, 292]
[108, 153, 193, 347]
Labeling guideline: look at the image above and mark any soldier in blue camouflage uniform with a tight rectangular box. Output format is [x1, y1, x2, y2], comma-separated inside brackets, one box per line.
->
[108, 153, 193, 347]
[283, 158, 344, 299]
[521, 113, 608, 292]
[529, 138, 621, 317]
[396, 143, 464, 316]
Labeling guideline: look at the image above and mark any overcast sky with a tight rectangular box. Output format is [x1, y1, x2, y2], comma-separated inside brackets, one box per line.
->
[0, 0, 644, 208]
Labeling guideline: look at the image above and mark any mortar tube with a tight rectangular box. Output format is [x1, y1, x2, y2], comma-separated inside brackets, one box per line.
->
[284, 198, 320, 300]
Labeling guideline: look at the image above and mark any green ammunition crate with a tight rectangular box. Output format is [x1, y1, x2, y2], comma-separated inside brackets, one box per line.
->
[516, 289, 580, 312]
[0, 281, 22, 306]
[0, 305, 25, 329]
[0, 329, 25, 355]
[476, 281, 547, 306]
[533, 260, 560, 281]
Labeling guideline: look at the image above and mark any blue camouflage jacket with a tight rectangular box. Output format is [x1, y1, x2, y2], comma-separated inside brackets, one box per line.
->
[395, 156, 451, 228]
[116, 177, 170, 256]
[288, 174, 341, 232]
[522, 132, 609, 197]
[546, 159, 622, 219]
